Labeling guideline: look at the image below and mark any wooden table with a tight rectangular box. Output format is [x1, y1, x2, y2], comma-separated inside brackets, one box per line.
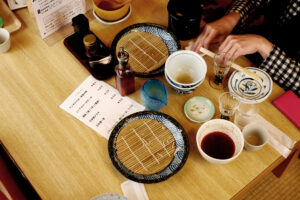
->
[1, 0, 299, 199]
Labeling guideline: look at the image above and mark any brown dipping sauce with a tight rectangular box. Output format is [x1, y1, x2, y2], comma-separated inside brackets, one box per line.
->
[201, 131, 235, 159]
[245, 131, 264, 146]
[175, 73, 193, 84]
[97, 1, 122, 10]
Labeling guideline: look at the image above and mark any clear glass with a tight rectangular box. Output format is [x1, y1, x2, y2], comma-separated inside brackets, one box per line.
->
[219, 92, 240, 120]
[140, 79, 168, 111]
[209, 54, 231, 90]
[234, 103, 260, 129]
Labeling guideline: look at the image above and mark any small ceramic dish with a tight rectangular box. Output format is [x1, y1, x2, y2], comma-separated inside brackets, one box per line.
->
[184, 96, 215, 123]
[0, 28, 10, 53]
[93, 5, 131, 25]
[228, 67, 272, 104]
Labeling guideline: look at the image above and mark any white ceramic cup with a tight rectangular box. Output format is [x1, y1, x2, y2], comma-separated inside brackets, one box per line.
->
[242, 123, 268, 152]
[165, 50, 207, 86]
[0, 28, 10, 53]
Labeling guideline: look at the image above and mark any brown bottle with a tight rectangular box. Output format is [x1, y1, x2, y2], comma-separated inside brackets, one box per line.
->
[115, 47, 135, 96]
[83, 34, 102, 64]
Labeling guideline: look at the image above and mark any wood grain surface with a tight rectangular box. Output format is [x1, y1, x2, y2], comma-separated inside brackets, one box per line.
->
[0, 0, 299, 199]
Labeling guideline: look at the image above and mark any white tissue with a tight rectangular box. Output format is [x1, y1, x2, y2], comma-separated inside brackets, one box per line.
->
[121, 180, 149, 200]
[253, 115, 296, 158]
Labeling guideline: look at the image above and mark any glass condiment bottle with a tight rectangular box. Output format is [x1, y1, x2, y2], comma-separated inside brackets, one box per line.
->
[83, 34, 102, 64]
[115, 47, 135, 96]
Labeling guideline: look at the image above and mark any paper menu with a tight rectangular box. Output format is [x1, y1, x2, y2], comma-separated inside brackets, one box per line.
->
[60, 76, 145, 139]
[30, 0, 86, 39]
[7, 0, 27, 10]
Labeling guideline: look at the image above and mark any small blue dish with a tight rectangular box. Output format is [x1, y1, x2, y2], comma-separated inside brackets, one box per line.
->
[141, 79, 168, 111]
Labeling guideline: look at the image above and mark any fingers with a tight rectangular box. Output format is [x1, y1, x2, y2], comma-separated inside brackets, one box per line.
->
[219, 35, 234, 53]
[203, 29, 217, 49]
[191, 26, 208, 52]
[222, 44, 239, 64]
[191, 33, 204, 52]
[218, 35, 241, 64]
[191, 25, 217, 52]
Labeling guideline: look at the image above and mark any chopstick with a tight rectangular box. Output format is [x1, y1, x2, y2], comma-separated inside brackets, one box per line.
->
[199, 47, 260, 81]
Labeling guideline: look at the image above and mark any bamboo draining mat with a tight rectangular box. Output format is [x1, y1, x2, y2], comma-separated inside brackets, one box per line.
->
[116, 31, 169, 73]
[115, 118, 175, 175]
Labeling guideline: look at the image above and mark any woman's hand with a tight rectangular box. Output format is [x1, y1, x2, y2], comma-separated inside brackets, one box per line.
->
[191, 12, 240, 52]
[218, 34, 274, 64]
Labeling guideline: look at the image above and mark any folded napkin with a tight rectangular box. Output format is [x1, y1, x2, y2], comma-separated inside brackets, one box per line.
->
[253, 115, 296, 158]
[121, 180, 149, 200]
[272, 90, 300, 130]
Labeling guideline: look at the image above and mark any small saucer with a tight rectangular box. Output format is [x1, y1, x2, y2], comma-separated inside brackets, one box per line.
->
[228, 67, 273, 104]
[184, 96, 215, 123]
[93, 5, 131, 25]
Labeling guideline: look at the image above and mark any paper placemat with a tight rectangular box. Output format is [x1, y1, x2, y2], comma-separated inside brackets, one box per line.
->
[60, 76, 145, 139]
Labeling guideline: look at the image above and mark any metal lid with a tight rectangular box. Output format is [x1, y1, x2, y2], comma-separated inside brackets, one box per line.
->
[83, 34, 96, 46]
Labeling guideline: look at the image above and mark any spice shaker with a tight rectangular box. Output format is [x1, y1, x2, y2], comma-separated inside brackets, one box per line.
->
[115, 47, 135, 96]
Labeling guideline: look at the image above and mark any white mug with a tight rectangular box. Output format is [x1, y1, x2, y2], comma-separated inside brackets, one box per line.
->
[242, 123, 268, 152]
[0, 28, 10, 53]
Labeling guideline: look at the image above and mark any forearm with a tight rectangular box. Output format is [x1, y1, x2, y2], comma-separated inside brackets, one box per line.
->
[222, 12, 241, 33]
[257, 36, 274, 59]
[260, 46, 300, 96]
[227, 0, 267, 26]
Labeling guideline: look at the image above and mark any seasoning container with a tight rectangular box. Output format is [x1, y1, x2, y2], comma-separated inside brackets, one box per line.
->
[115, 47, 135, 96]
[83, 34, 102, 63]
[72, 14, 90, 37]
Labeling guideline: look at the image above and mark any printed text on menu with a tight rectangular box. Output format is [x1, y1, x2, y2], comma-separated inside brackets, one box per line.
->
[60, 76, 144, 139]
[31, 0, 86, 39]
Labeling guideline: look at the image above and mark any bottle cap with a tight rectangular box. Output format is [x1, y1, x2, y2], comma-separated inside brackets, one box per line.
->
[83, 34, 97, 47]
[118, 47, 129, 61]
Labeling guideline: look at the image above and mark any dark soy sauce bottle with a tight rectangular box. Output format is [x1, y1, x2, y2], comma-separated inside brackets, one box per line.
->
[115, 47, 135, 96]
